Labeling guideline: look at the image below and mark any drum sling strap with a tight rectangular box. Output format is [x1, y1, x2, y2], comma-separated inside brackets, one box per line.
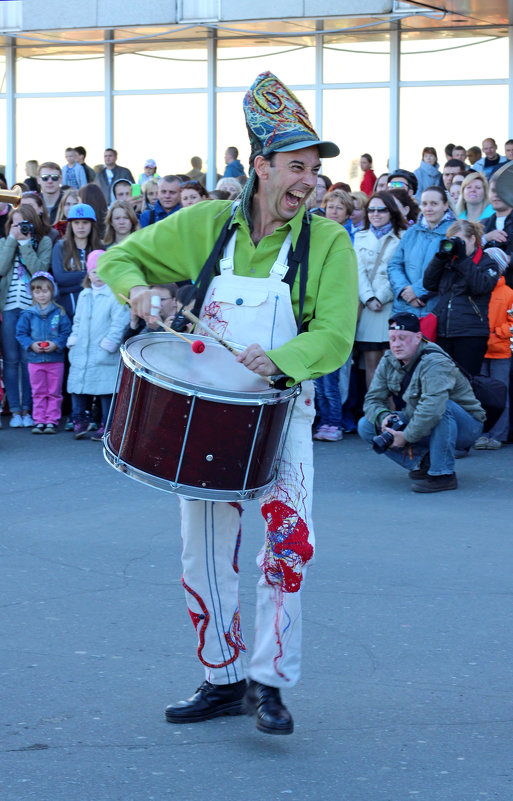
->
[172, 209, 311, 336]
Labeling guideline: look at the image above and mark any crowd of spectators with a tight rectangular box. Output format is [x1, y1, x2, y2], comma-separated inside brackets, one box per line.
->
[1, 138, 512, 459]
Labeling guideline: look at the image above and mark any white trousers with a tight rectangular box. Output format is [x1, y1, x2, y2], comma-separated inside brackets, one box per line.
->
[179, 382, 315, 688]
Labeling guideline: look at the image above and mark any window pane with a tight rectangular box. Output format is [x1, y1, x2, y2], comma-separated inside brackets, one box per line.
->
[216, 90, 315, 181]
[323, 88, 389, 188]
[323, 40, 389, 84]
[401, 35, 508, 82]
[16, 97, 105, 179]
[16, 52, 104, 93]
[0, 100, 6, 169]
[217, 44, 315, 88]
[114, 94, 208, 180]
[400, 85, 508, 170]
[114, 49, 207, 90]
[0, 51, 5, 94]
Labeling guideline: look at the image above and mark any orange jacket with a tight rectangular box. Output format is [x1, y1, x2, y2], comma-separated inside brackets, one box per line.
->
[485, 276, 513, 359]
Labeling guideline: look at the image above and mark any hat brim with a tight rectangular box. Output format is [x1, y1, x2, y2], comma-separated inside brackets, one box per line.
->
[272, 139, 340, 159]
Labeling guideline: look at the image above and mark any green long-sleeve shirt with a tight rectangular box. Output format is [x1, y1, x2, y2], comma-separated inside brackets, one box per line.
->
[97, 200, 358, 386]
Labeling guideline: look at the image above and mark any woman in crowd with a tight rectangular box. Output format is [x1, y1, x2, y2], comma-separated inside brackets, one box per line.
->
[387, 185, 456, 320]
[52, 203, 102, 320]
[103, 200, 140, 247]
[359, 153, 376, 197]
[21, 191, 60, 245]
[141, 177, 159, 212]
[389, 186, 419, 226]
[457, 173, 494, 222]
[0, 204, 52, 427]
[414, 146, 443, 198]
[349, 191, 367, 239]
[374, 173, 389, 192]
[215, 177, 242, 199]
[449, 175, 464, 209]
[354, 191, 407, 386]
[180, 181, 209, 207]
[79, 184, 108, 240]
[323, 189, 354, 231]
[423, 219, 500, 375]
[52, 189, 80, 237]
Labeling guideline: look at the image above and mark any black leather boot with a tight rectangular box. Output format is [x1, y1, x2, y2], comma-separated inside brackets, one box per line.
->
[165, 679, 247, 723]
[244, 679, 294, 735]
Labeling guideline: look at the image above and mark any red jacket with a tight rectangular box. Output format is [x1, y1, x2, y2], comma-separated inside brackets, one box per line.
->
[485, 275, 513, 359]
[360, 170, 376, 197]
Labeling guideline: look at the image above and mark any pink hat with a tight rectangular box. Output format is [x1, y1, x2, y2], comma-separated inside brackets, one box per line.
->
[87, 249, 105, 273]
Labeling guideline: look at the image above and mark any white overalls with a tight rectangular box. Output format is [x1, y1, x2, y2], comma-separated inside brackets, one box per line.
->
[179, 228, 315, 688]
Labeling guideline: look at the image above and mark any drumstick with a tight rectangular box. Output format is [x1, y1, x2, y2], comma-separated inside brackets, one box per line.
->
[119, 293, 203, 349]
[181, 308, 275, 386]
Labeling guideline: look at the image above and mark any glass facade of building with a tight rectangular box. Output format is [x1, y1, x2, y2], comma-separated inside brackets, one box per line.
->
[1, 23, 510, 186]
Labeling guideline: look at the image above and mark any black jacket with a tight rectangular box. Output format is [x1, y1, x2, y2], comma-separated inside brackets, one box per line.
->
[482, 211, 513, 288]
[423, 249, 499, 338]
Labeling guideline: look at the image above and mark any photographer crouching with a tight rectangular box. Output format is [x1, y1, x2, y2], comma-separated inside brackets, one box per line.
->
[357, 313, 486, 493]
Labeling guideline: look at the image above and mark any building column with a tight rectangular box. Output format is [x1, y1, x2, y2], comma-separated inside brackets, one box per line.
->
[207, 28, 217, 191]
[6, 40, 15, 186]
[104, 30, 114, 147]
[315, 20, 324, 136]
[509, 24, 513, 135]
[389, 23, 400, 172]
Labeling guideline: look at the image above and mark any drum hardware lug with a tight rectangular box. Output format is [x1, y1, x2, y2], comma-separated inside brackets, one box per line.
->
[205, 454, 214, 462]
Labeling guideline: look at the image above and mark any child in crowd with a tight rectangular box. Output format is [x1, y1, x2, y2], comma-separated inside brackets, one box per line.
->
[313, 370, 343, 441]
[67, 250, 129, 440]
[15, 272, 71, 434]
[474, 247, 513, 450]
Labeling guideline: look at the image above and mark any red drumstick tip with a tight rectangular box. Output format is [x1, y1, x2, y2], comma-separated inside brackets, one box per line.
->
[191, 340, 205, 354]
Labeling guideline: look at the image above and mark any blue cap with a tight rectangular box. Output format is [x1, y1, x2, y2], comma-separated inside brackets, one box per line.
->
[67, 203, 96, 222]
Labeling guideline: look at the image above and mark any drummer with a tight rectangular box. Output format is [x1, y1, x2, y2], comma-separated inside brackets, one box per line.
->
[98, 71, 358, 736]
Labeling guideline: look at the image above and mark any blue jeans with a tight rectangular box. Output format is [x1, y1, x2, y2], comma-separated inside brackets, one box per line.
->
[1, 307, 32, 413]
[358, 400, 484, 475]
[71, 393, 112, 425]
[314, 369, 342, 428]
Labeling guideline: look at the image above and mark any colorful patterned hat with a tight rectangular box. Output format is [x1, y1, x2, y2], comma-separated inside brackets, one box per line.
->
[243, 71, 339, 161]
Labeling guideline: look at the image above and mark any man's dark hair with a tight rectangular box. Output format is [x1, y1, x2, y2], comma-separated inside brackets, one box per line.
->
[452, 145, 465, 152]
[190, 156, 202, 168]
[444, 142, 456, 159]
[105, 148, 118, 158]
[444, 159, 466, 173]
[505, 139, 513, 147]
[75, 146, 87, 158]
[226, 146, 239, 160]
[388, 168, 418, 195]
[39, 161, 61, 175]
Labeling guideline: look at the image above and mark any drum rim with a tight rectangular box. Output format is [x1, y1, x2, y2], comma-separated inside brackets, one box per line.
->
[122, 332, 299, 403]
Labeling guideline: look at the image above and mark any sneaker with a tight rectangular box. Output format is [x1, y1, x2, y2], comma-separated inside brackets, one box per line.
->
[64, 418, 74, 432]
[474, 436, 489, 450]
[9, 414, 23, 428]
[87, 421, 98, 432]
[409, 452, 430, 480]
[412, 473, 458, 493]
[44, 423, 57, 435]
[22, 414, 35, 427]
[73, 420, 89, 439]
[322, 426, 343, 441]
[91, 425, 105, 441]
[32, 423, 45, 435]
[485, 438, 502, 449]
[313, 424, 329, 441]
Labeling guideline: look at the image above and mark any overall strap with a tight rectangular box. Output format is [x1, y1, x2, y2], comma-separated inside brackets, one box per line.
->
[283, 212, 311, 335]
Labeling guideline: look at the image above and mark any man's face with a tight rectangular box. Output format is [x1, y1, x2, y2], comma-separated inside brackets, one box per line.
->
[224, 149, 232, 165]
[257, 146, 321, 224]
[482, 139, 497, 159]
[452, 148, 466, 162]
[388, 177, 413, 197]
[65, 149, 77, 166]
[114, 183, 132, 202]
[39, 169, 61, 195]
[389, 330, 422, 363]
[505, 143, 513, 161]
[488, 181, 512, 215]
[442, 166, 461, 190]
[104, 150, 117, 168]
[158, 180, 181, 211]
[76, 152, 85, 164]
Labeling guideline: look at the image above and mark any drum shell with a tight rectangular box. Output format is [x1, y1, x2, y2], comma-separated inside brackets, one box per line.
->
[104, 334, 298, 501]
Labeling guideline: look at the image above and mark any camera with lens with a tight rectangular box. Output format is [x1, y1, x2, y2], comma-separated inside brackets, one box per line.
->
[19, 220, 34, 237]
[372, 413, 406, 454]
[437, 236, 466, 263]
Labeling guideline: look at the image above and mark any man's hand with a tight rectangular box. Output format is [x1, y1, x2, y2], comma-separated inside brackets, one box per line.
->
[483, 229, 508, 244]
[236, 344, 279, 376]
[383, 427, 407, 448]
[129, 286, 160, 326]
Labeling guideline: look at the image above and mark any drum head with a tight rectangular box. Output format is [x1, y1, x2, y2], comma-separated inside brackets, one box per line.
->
[123, 333, 282, 398]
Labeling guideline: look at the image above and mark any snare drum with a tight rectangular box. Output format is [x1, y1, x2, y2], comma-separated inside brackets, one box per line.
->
[104, 333, 299, 501]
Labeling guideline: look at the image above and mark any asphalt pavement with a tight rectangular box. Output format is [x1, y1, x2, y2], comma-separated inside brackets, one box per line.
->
[1, 420, 513, 801]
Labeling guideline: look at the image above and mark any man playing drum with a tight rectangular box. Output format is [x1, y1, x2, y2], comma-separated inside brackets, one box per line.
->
[98, 71, 358, 735]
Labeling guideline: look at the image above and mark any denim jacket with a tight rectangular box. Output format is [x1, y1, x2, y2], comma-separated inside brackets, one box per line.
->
[16, 302, 72, 363]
